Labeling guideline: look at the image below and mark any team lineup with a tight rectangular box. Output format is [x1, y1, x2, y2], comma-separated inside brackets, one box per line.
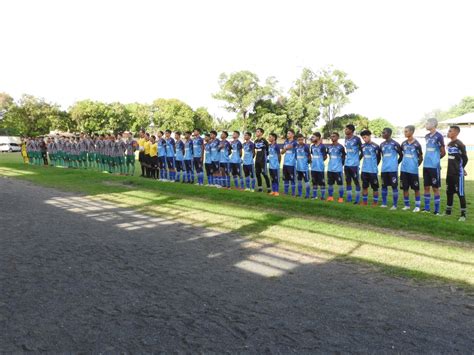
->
[23, 118, 468, 221]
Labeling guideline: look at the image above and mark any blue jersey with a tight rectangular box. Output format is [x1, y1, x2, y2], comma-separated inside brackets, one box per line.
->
[175, 140, 185, 161]
[344, 135, 362, 167]
[165, 137, 175, 157]
[380, 139, 402, 173]
[327, 143, 346, 173]
[296, 144, 311, 172]
[219, 140, 231, 163]
[401, 139, 423, 174]
[283, 139, 297, 166]
[361, 142, 381, 174]
[157, 138, 167, 157]
[230, 140, 242, 164]
[243, 141, 254, 165]
[192, 137, 204, 158]
[424, 131, 444, 169]
[184, 139, 193, 160]
[268, 143, 280, 170]
[204, 142, 212, 164]
[210, 139, 220, 162]
[310, 143, 327, 172]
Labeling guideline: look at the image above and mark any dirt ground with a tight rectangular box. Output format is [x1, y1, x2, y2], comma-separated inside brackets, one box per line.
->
[0, 177, 473, 352]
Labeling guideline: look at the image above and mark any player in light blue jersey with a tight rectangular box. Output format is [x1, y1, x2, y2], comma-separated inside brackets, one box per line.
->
[183, 131, 194, 183]
[400, 125, 423, 212]
[174, 131, 185, 182]
[267, 133, 281, 195]
[360, 130, 381, 206]
[327, 132, 346, 202]
[156, 131, 168, 181]
[230, 131, 244, 189]
[344, 124, 363, 204]
[380, 128, 403, 209]
[310, 132, 328, 200]
[192, 129, 205, 185]
[209, 130, 221, 187]
[218, 131, 231, 188]
[242, 132, 256, 191]
[281, 129, 298, 196]
[423, 118, 446, 215]
[203, 133, 213, 185]
[165, 130, 176, 182]
[295, 134, 311, 198]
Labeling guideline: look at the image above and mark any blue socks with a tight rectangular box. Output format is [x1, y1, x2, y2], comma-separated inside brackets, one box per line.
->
[434, 194, 440, 214]
[424, 193, 431, 211]
[355, 186, 361, 204]
[328, 185, 334, 197]
[339, 186, 344, 198]
[382, 187, 388, 205]
[415, 195, 421, 208]
[346, 186, 353, 202]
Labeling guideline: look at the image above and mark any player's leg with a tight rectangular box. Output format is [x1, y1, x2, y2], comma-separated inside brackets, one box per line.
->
[311, 171, 318, 199]
[319, 173, 326, 200]
[458, 174, 467, 221]
[261, 163, 271, 193]
[362, 173, 370, 205]
[304, 171, 310, 198]
[255, 162, 263, 192]
[401, 172, 411, 210]
[423, 168, 432, 212]
[381, 172, 389, 207]
[344, 166, 353, 202]
[412, 174, 421, 212]
[372, 174, 380, 205]
[296, 171, 303, 197]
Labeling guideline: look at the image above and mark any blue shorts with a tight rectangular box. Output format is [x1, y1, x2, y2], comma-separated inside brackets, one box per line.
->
[297, 170, 310, 182]
[158, 156, 166, 169]
[205, 162, 212, 175]
[269, 168, 279, 183]
[211, 161, 220, 174]
[166, 156, 175, 169]
[344, 166, 359, 184]
[184, 160, 193, 172]
[230, 163, 241, 176]
[381, 172, 398, 188]
[175, 160, 184, 171]
[327, 171, 343, 185]
[193, 157, 203, 173]
[423, 167, 441, 188]
[219, 162, 230, 173]
[243, 164, 254, 178]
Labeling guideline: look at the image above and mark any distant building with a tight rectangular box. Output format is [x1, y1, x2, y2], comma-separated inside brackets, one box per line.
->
[442, 112, 474, 147]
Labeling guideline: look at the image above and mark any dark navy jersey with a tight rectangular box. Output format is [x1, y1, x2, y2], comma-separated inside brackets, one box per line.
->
[447, 139, 468, 176]
[254, 138, 269, 163]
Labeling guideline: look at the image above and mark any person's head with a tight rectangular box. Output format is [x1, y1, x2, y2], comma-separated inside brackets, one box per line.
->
[345, 124, 355, 136]
[330, 132, 339, 143]
[145, 132, 150, 140]
[110, 135, 116, 141]
[232, 131, 240, 140]
[244, 131, 252, 141]
[268, 132, 277, 143]
[296, 133, 305, 145]
[287, 129, 295, 140]
[382, 127, 392, 140]
[425, 118, 438, 131]
[311, 131, 322, 143]
[150, 135, 156, 143]
[204, 133, 210, 142]
[117, 133, 122, 140]
[139, 129, 146, 138]
[157, 130, 164, 138]
[165, 129, 171, 138]
[360, 129, 372, 143]
[447, 125, 461, 139]
[256, 127, 264, 138]
[174, 131, 181, 140]
[184, 131, 192, 139]
[404, 125, 415, 138]
[210, 130, 217, 139]
[220, 131, 229, 140]
[193, 128, 201, 137]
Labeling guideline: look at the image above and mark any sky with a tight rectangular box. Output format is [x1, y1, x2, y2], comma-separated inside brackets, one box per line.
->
[1, 0, 473, 126]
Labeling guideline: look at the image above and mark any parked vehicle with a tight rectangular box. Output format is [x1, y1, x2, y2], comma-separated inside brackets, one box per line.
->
[0, 136, 21, 152]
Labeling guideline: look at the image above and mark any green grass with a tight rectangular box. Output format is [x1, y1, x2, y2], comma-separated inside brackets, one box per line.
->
[1, 153, 473, 289]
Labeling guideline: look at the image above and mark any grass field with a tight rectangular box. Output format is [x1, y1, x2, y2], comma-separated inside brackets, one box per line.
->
[1, 153, 473, 289]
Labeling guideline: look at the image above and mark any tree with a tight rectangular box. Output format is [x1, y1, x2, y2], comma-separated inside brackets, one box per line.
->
[421, 96, 474, 126]
[151, 98, 194, 132]
[322, 113, 369, 137]
[193, 107, 213, 132]
[258, 113, 288, 137]
[69, 100, 110, 133]
[126, 102, 151, 133]
[248, 96, 288, 133]
[368, 117, 395, 137]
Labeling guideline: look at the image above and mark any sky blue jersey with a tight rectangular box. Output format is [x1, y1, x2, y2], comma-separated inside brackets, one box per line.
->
[380, 139, 402, 173]
[424, 131, 444, 169]
[344, 135, 362, 167]
[157, 138, 167, 157]
[184, 139, 193, 160]
[165, 137, 175, 157]
[210, 138, 220, 162]
[400, 139, 423, 174]
[283, 139, 297, 167]
[268, 143, 280, 170]
[361, 142, 381, 174]
[230, 140, 242, 163]
[219, 140, 231, 163]
[175, 140, 185, 161]
[296, 144, 311, 172]
[327, 143, 346, 173]
[243, 141, 254, 165]
[310, 143, 327, 172]
[204, 141, 212, 164]
[192, 136, 204, 158]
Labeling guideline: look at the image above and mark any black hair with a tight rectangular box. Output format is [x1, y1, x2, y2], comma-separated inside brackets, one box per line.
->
[269, 133, 277, 140]
[244, 131, 252, 137]
[151, 135, 156, 140]
[256, 127, 264, 134]
[184, 131, 192, 135]
[233, 131, 240, 136]
[405, 125, 415, 133]
[331, 132, 340, 137]
[175, 131, 181, 136]
[165, 129, 171, 134]
[383, 127, 393, 135]
[360, 129, 372, 137]
[450, 125, 461, 133]
[313, 132, 321, 138]
[158, 130, 164, 135]
[204, 133, 210, 137]
[345, 124, 355, 132]
[194, 128, 201, 133]
[221, 131, 229, 138]
[296, 133, 304, 139]
[210, 130, 217, 136]
[287, 129, 295, 135]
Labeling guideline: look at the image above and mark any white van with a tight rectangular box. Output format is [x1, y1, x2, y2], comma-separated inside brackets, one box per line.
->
[0, 136, 21, 152]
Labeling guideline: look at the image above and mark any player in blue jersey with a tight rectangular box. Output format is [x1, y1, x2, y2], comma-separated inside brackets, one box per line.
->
[192, 129, 205, 185]
[203, 133, 213, 186]
[183, 131, 194, 183]
[380, 128, 403, 209]
[229, 131, 244, 189]
[423, 118, 446, 215]
[156, 131, 168, 181]
[242, 132, 256, 191]
[400, 125, 424, 212]
[218, 131, 231, 188]
[165, 130, 176, 182]
[295, 134, 311, 198]
[344, 124, 363, 204]
[360, 130, 381, 206]
[209, 130, 221, 187]
[281, 129, 298, 196]
[174, 131, 185, 182]
[267, 133, 281, 196]
[327, 132, 346, 203]
[310, 132, 328, 200]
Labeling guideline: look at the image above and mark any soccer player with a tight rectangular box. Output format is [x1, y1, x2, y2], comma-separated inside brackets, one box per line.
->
[423, 118, 446, 215]
[124, 131, 137, 176]
[380, 128, 403, 209]
[203, 133, 213, 185]
[295, 134, 311, 198]
[209, 130, 221, 187]
[360, 129, 381, 206]
[229, 131, 244, 189]
[327, 132, 346, 202]
[183, 131, 194, 183]
[281, 129, 298, 196]
[192, 129, 205, 185]
[164, 130, 176, 181]
[96, 134, 105, 171]
[149, 135, 158, 179]
[344, 124, 363, 204]
[174, 131, 185, 182]
[137, 129, 147, 177]
[444, 126, 468, 221]
[242, 131, 256, 191]
[143, 133, 151, 178]
[116, 133, 127, 175]
[310, 132, 328, 200]
[400, 125, 423, 212]
[254, 128, 271, 193]
[268, 133, 281, 196]
[79, 134, 88, 169]
[218, 131, 231, 188]
[156, 131, 167, 181]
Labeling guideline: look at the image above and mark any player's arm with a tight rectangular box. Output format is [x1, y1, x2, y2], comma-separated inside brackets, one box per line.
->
[323, 146, 328, 161]
[276, 145, 281, 163]
[358, 139, 363, 161]
[251, 143, 256, 159]
[460, 142, 468, 175]
[376, 145, 381, 165]
[439, 135, 446, 159]
[306, 146, 312, 164]
[417, 144, 423, 166]
[396, 142, 403, 164]
[200, 139, 204, 161]
[341, 146, 346, 166]
[238, 142, 242, 158]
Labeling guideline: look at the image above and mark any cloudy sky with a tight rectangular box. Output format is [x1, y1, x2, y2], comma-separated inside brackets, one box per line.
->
[2, 0, 473, 125]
